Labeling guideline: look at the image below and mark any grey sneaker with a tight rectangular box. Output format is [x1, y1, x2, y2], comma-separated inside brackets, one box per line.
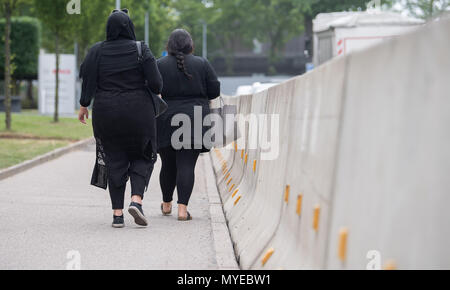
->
[112, 215, 125, 228]
[128, 202, 148, 227]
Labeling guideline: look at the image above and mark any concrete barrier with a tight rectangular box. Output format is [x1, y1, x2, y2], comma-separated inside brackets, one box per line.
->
[211, 18, 450, 269]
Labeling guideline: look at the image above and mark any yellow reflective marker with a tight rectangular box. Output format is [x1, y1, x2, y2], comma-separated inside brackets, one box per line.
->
[338, 227, 348, 262]
[232, 189, 239, 198]
[225, 173, 231, 180]
[262, 248, 275, 266]
[313, 204, 321, 232]
[226, 178, 232, 186]
[229, 184, 235, 192]
[241, 150, 245, 159]
[234, 195, 242, 205]
[284, 185, 290, 203]
[383, 260, 397, 270]
[296, 194, 303, 216]
[234, 142, 238, 152]
[253, 160, 257, 172]
[244, 154, 249, 164]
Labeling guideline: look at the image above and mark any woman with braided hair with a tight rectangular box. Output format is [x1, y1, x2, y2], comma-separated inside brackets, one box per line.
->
[157, 29, 221, 221]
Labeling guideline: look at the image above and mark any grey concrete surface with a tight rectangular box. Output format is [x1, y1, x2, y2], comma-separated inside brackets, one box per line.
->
[0, 144, 235, 270]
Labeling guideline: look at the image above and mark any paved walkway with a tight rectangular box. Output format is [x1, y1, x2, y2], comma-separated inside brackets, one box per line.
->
[0, 143, 237, 270]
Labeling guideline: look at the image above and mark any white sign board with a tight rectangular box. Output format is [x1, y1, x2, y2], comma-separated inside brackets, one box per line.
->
[38, 53, 76, 115]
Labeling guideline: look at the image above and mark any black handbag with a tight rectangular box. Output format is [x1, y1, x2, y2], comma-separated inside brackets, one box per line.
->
[210, 96, 240, 147]
[136, 41, 168, 118]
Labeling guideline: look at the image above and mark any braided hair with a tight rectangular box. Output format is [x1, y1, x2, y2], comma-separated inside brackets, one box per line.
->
[167, 29, 194, 80]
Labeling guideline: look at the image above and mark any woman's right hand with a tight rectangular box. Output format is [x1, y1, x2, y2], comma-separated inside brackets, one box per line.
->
[78, 106, 89, 124]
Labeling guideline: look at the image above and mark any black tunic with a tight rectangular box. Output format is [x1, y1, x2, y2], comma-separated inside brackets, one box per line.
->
[156, 54, 220, 152]
[79, 12, 163, 190]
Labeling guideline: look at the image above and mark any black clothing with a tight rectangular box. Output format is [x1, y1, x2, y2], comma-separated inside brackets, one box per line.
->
[157, 54, 220, 100]
[106, 11, 136, 41]
[79, 12, 163, 210]
[105, 134, 154, 210]
[79, 11, 147, 107]
[159, 147, 201, 206]
[80, 40, 162, 107]
[156, 54, 220, 152]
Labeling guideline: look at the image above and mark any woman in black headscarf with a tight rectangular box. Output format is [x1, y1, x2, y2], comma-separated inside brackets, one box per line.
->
[78, 9, 163, 228]
[157, 29, 221, 221]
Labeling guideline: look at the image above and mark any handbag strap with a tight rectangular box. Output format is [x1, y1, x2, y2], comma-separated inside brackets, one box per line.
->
[136, 41, 144, 64]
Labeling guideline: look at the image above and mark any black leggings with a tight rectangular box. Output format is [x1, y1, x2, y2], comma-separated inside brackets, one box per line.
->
[159, 147, 201, 206]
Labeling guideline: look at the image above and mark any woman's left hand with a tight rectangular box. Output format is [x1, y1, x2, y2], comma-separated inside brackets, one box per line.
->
[78, 107, 89, 124]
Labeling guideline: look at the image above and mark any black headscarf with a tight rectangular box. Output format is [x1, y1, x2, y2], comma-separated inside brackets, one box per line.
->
[106, 11, 136, 41]
[79, 11, 139, 107]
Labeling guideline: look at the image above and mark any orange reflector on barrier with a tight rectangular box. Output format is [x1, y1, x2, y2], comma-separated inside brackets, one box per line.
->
[284, 185, 290, 203]
[225, 173, 231, 180]
[232, 189, 239, 198]
[383, 260, 397, 270]
[296, 194, 303, 216]
[338, 227, 348, 261]
[245, 154, 248, 164]
[229, 184, 235, 192]
[227, 178, 232, 186]
[313, 205, 320, 231]
[234, 195, 242, 205]
[234, 142, 238, 152]
[262, 248, 274, 266]
[253, 160, 257, 172]
[241, 150, 244, 159]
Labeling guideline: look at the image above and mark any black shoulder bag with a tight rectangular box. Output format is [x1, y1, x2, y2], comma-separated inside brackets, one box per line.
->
[136, 41, 168, 118]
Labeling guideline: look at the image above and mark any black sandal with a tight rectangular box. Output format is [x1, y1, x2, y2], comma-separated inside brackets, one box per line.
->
[178, 211, 193, 221]
[161, 203, 172, 216]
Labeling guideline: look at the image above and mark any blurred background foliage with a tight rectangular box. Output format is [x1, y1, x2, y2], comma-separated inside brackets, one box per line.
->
[1, 0, 449, 71]
[0, 16, 39, 80]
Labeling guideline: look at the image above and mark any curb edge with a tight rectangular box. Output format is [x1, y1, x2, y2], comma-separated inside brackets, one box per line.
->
[0, 137, 95, 181]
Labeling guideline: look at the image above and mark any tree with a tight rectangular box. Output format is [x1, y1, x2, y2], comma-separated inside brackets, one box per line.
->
[1, 0, 28, 130]
[0, 17, 40, 108]
[211, 0, 253, 74]
[250, 0, 305, 73]
[403, 0, 449, 19]
[169, 0, 215, 58]
[121, 0, 175, 56]
[34, 0, 75, 122]
[68, 0, 114, 68]
[66, 0, 175, 66]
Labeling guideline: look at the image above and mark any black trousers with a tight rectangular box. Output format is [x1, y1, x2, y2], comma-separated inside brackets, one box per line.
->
[159, 147, 201, 206]
[108, 157, 155, 210]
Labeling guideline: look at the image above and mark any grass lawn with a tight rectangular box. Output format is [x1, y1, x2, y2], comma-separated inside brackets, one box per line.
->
[0, 139, 70, 169]
[0, 112, 93, 141]
[0, 112, 93, 170]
